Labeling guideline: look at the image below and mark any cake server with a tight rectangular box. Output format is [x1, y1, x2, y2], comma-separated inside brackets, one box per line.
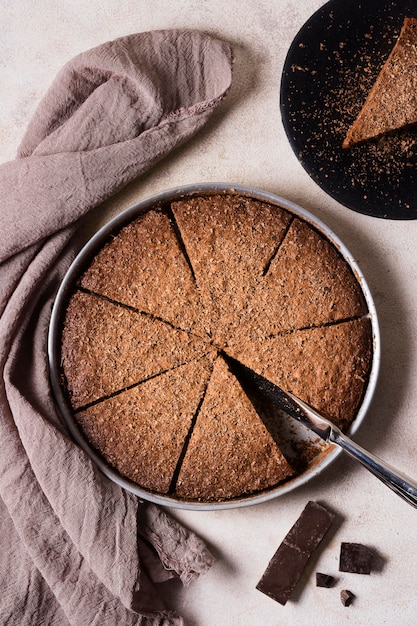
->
[228, 357, 417, 509]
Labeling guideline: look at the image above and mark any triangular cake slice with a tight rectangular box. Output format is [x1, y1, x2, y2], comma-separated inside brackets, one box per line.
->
[171, 194, 292, 347]
[75, 353, 216, 494]
[175, 356, 295, 501]
[343, 17, 417, 148]
[80, 209, 208, 336]
[61, 290, 213, 408]
[226, 318, 372, 431]
[229, 218, 367, 345]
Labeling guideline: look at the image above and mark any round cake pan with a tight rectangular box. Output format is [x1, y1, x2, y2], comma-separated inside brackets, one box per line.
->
[48, 182, 380, 510]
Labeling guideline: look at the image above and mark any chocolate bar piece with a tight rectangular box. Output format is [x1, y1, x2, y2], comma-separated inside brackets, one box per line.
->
[256, 501, 335, 605]
[315, 572, 335, 588]
[340, 589, 355, 607]
[339, 542, 375, 574]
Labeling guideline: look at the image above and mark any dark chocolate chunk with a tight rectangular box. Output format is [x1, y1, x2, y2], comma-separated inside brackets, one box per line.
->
[256, 501, 335, 605]
[339, 542, 375, 575]
[315, 572, 335, 588]
[340, 589, 355, 607]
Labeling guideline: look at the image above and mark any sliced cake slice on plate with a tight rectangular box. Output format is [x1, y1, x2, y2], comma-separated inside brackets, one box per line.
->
[343, 17, 417, 148]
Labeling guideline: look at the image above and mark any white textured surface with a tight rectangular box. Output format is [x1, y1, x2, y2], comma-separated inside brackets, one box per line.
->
[2, 1, 417, 624]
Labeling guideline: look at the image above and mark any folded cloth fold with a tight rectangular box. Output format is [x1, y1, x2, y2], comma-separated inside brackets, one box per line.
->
[0, 30, 233, 625]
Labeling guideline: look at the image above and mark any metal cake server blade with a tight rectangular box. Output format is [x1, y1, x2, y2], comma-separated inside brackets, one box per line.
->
[227, 356, 417, 509]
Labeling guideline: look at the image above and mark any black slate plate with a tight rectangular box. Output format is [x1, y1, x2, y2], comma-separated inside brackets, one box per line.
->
[280, 0, 417, 219]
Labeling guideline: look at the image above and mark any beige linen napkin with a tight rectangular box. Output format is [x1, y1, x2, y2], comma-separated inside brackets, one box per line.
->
[0, 30, 233, 625]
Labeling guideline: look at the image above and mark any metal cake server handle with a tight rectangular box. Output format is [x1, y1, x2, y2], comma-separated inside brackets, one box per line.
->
[287, 392, 417, 509]
[228, 357, 417, 509]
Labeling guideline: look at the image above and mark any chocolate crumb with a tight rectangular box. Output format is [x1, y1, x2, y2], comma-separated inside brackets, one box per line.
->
[315, 572, 335, 588]
[340, 589, 355, 607]
[339, 542, 375, 574]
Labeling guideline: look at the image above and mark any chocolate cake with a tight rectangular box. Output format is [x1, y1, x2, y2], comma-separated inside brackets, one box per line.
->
[175, 356, 295, 501]
[226, 319, 372, 431]
[59, 192, 373, 502]
[343, 17, 417, 148]
[80, 209, 208, 336]
[76, 353, 217, 493]
[229, 217, 367, 342]
[171, 194, 292, 345]
[61, 290, 212, 409]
